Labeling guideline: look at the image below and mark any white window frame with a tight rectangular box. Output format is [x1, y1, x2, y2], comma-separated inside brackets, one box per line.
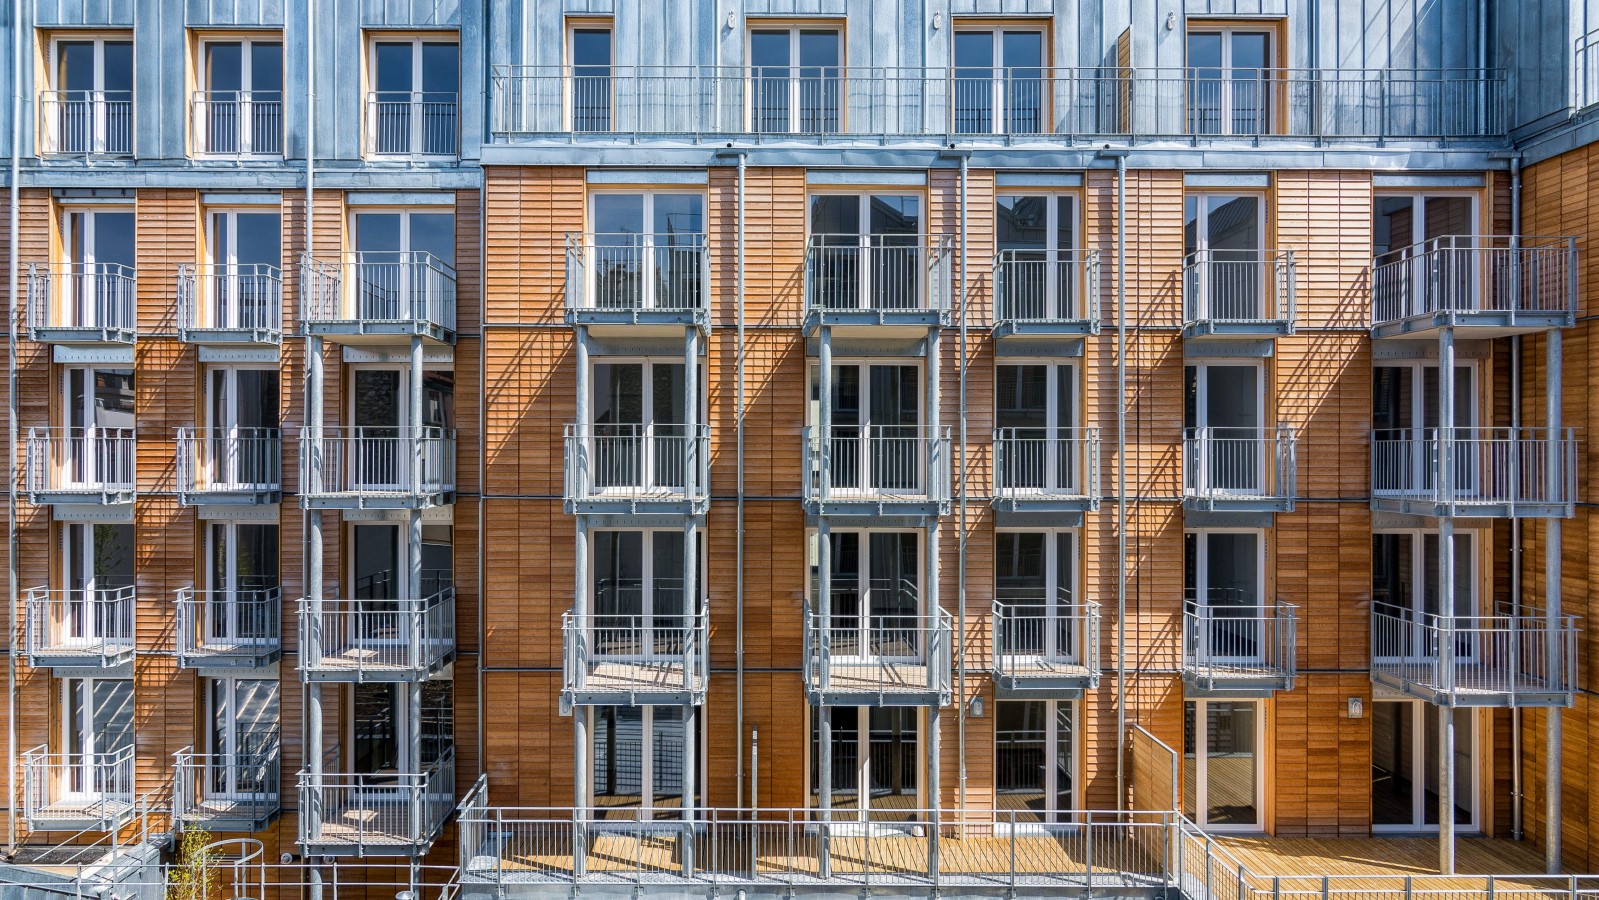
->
[1184, 528, 1267, 666]
[564, 21, 614, 132]
[587, 527, 705, 662]
[59, 676, 132, 799]
[952, 26, 1049, 134]
[585, 704, 705, 820]
[58, 522, 131, 643]
[743, 24, 845, 133]
[195, 36, 284, 157]
[1372, 359, 1482, 500]
[1184, 25, 1276, 135]
[58, 208, 134, 328]
[585, 190, 708, 311]
[365, 34, 459, 158]
[993, 528, 1081, 664]
[805, 192, 927, 311]
[204, 208, 282, 328]
[995, 359, 1081, 494]
[993, 698, 1079, 828]
[1371, 528, 1482, 664]
[806, 527, 925, 662]
[204, 521, 278, 648]
[809, 705, 925, 820]
[1370, 698, 1481, 834]
[205, 676, 279, 801]
[45, 34, 134, 155]
[204, 365, 278, 491]
[1183, 697, 1265, 831]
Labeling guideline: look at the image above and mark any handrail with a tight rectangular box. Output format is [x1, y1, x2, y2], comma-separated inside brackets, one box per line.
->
[563, 423, 710, 508]
[802, 598, 952, 700]
[176, 426, 282, 499]
[173, 586, 281, 666]
[24, 584, 137, 667]
[1182, 425, 1296, 505]
[26, 263, 137, 338]
[298, 588, 456, 679]
[565, 232, 709, 315]
[173, 745, 281, 829]
[299, 425, 457, 499]
[1370, 426, 1577, 512]
[993, 426, 1099, 504]
[176, 263, 284, 338]
[803, 424, 952, 506]
[562, 607, 709, 700]
[1181, 598, 1298, 690]
[1371, 235, 1578, 326]
[992, 247, 1100, 328]
[804, 234, 952, 316]
[1182, 248, 1295, 331]
[300, 251, 458, 333]
[300, 746, 457, 852]
[991, 594, 1101, 682]
[191, 90, 284, 156]
[1370, 604, 1579, 703]
[25, 426, 138, 500]
[365, 90, 460, 157]
[38, 90, 134, 156]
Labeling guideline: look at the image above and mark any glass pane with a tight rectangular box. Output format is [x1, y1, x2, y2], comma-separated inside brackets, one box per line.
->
[420, 680, 454, 765]
[1374, 197, 1416, 263]
[1423, 197, 1473, 241]
[93, 680, 135, 754]
[234, 213, 281, 267]
[867, 707, 917, 811]
[593, 363, 643, 425]
[207, 43, 243, 93]
[1203, 702, 1257, 826]
[352, 370, 401, 428]
[421, 43, 459, 94]
[996, 701, 1046, 819]
[1001, 32, 1043, 133]
[236, 369, 280, 429]
[102, 42, 133, 95]
[593, 531, 644, 619]
[355, 212, 402, 253]
[869, 195, 920, 236]
[352, 684, 397, 774]
[954, 31, 995, 134]
[251, 43, 284, 94]
[1054, 702, 1074, 813]
[237, 524, 279, 593]
[409, 213, 456, 265]
[810, 195, 860, 236]
[1181, 701, 1198, 818]
[1207, 196, 1260, 255]
[58, 42, 95, 93]
[374, 43, 414, 94]
[996, 365, 1048, 428]
[94, 213, 137, 269]
[1186, 33, 1224, 134]
[94, 524, 134, 590]
[1372, 701, 1415, 825]
[1205, 366, 1259, 430]
[811, 707, 858, 805]
[651, 706, 685, 815]
[93, 370, 136, 429]
[571, 30, 612, 131]
[652, 194, 703, 235]
[353, 525, 399, 600]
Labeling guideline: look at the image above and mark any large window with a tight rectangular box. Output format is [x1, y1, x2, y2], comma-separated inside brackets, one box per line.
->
[61, 678, 134, 796]
[1371, 700, 1477, 831]
[206, 523, 279, 647]
[351, 680, 453, 775]
[808, 362, 924, 495]
[46, 35, 134, 155]
[196, 38, 283, 156]
[569, 25, 613, 132]
[589, 529, 704, 658]
[995, 700, 1075, 823]
[57, 208, 136, 330]
[810, 530, 921, 657]
[995, 530, 1081, 666]
[62, 367, 135, 487]
[1184, 194, 1265, 321]
[1372, 195, 1478, 320]
[748, 26, 842, 133]
[1371, 530, 1477, 662]
[954, 28, 1046, 134]
[588, 193, 706, 311]
[206, 677, 279, 799]
[1182, 699, 1260, 829]
[1186, 26, 1273, 135]
[995, 194, 1082, 321]
[810, 707, 919, 817]
[808, 194, 924, 311]
[1185, 363, 1264, 493]
[590, 705, 701, 819]
[206, 367, 279, 490]
[368, 37, 459, 156]
[203, 209, 281, 331]
[995, 363, 1079, 495]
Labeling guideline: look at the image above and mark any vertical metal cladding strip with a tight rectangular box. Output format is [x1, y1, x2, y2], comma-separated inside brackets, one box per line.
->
[957, 152, 969, 818]
[6, 0, 24, 850]
[1545, 324, 1564, 873]
[1437, 324, 1456, 875]
[1115, 152, 1129, 810]
[734, 152, 747, 809]
[304, 0, 324, 884]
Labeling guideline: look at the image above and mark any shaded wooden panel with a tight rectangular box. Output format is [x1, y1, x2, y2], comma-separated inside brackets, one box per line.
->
[483, 167, 584, 325]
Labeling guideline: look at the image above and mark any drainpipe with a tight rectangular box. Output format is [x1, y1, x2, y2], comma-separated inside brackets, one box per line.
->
[1544, 314, 1564, 875]
[1509, 156, 1523, 842]
[1113, 151, 1129, 811]
[303, 0, 323, 892]
[733, 151, 747, 809]
[956, 152, 968, 820]
[1438, 325, 1456, 876]
[7, 0, 24, 852]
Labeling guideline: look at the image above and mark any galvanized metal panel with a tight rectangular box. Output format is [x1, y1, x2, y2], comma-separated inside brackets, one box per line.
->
[183, 0, 286, 26]
[34, 0, 137, 26]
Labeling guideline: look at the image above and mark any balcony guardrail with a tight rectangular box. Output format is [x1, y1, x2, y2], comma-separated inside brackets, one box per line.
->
[25, 427, 137, 504]
[191, 91, 283, 157]
[298, 588, 456, 681]
[38, 91, 133, 156]
[27, 263, 137, 342]
[24, 585, 137, 669]
[1182, 250, 1295, 335]
[301, 746, 456, 856]
[176, 263, 283, 342]
[302, 252, 457, 340]
[24, 744, 136, 832]
[563, 424, 709, 512]
[803, 425, 951, 511]
[1580, 30, 1599, 111]
[804, 235, 951, 322]
[1371, 604, 1578, 707]
[174, 587, 281, 668]
[176, 427, 282, 504]
[1181, 598, 1298, 692]
[1182, 425, 1296, 510]
[562, 608, 709, 703]
[174, 745, 281, 831]
[565, 232, 709, 323]
[992, 248, 1099, 331]
[993, 427, 1099, 509]
[802, 596, 952, 704]
[992, 594, 1101, 691]
[300, 426, 456, 507]
[1371, 236, 1579, 332]
[1371, 427, 1577, 517]
[366, 91, 460, 157]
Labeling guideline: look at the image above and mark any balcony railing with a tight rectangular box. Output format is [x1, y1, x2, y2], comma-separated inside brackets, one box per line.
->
[176, 263, 283, 342]
[298, 588, 456, 681]
[191, 91, 283, 157]
[992, 248, 1100, 333]
[300, 426, 456, 508]
[366, 91, 460, 157]
[24, 585, 137, 669]
[1371, 427, 1577, 517]
[803, 236, 952, 326]
[27, 264, 137, 342]
[490, 65, 1505, 141]
[174, 587, 282, 669]
[301, 746, 456, 857]
[1182, 425, 1296, 511]
[992, 595, 1101, 693]
[993, 427, 1099, 510]
[174, 744, 281, 832]
[1181, 250, 1295, 337]
[1580, 30, 1599, 111]
[803, 425, 951, 513]
[176, 427, 282, 505]
[802, 596, 952, 705]
[23, 745, 136, 832]
[1371, 604, 1578, 708]
[1181, 598, 1298, 693]
[302, 252, 457, 341]
[25, 427, 137, 505]
[563, 424, 709, 514]
[565, 232, 709, 326]
[38, 91, 133, 156]
[562, 608, 709, 704]
[1371, 236, 1579, 335]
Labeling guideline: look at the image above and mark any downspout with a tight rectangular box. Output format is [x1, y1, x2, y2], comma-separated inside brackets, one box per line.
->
[733, 151, 747, 809]
[1509, 155, 1523, 842]
[1114, 152, 1128, 810]
[7, 0, 23, 852]
[476, 147, 487, 800]
[303, 1, 323, 892]
[957, 153, 968, 819]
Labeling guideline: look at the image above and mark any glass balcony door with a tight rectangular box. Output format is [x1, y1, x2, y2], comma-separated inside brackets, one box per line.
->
[60, 209, 135, 328]
[1184, 531, 1262, 664]
[1371, 700, 1478, 832]
[590, 705, 699, 820]
[809, 194, 923, 311]
[60, 523, 133, 647]
[1186, 29, 1272, 135]
[997, 363, 1077, 494]
[206, 210, 281, 330]
[995, 700, 1074, 825]
[590, 361, 690, 493]
[1373, 195, 1478, 317]
[814, 363, 923, 494]
[1185, 363, 1263, 494]
[1371, 531, 1477, 663]
[51, 37, 133, 154]
[62, 678, 132, 798]
[1372, 362, 1478, 497]
[569, 27, 613, 132]
[200, 39, 283, 154]
[207, 677, 279, 800]
[995, 531, 1076, 663]
[63, 367, 134, 488]
[748, 27, 841, 134]
[207, 523, 279, 648]
[371, 39, 459, 155]
[996, 194, 1079, 321]
[954, 29, 1045, 134]
[351, 210, 455, 321]
[1184, 195, 1263, 321]
[350, 681, 453, 780]
[589, 193, 706, 310]
[811, 707, 920, 820]
[590, 530, 701, 661]
[1182, 700, 1259, 829]
[817, 531, 920, 662]
[207, 367, 279, 490]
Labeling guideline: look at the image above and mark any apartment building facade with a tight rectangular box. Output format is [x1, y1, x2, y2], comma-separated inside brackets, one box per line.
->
[2, 0, 1599, 894]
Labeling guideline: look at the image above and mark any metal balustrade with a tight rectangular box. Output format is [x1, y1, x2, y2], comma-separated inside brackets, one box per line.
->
[1181, 425, 1296, 512]
[563, 424, 710, 514]
[302, 252, 457, 342]
[23, 745, 137, 832]
[1371, 604, 1578, 707]
[1371, 236, 1579, 336]
[26, 263, 137, 342]
[1181, 598, 1297, 693]
[562, 608, 709, 705]
[1181, 250, 1295, 337]
[804, 236, 952, 326]
[176, 263, 283, 342]
[803, 425, 951, 514]
[992, 427, 1099, 510]
[25, 427, 137, 505]
[802, 597, 952, 705]
[24, 585, 137, 669]
[176, 427, 282, 505]
[191, 91, 283, 156]
[300, 426, 456, 508]
[1370, 427, 1577, 518]
[38, 91, 133, 156]
[565, 233, 709, 326]
[992, 595, 1102, 694]
[300, 746, 456, 857]
[298, 588, 456, 681]
[992, 249, 1099, 334]
[174, 587, 281, 669]
[1580, 30, 1599, 111]
[366, 92, 460, 157]
[174, 744, 281, 832]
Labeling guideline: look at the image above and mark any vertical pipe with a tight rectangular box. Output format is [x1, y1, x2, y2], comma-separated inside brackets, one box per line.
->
[817, 324, 832, 878]
[681, 323, 699, 872]
[1545, 326, 1563, 874]
[572, 328, 590, 875]
[733, 152, 747, 810]
[956, 153, 969, 820]
[6, 0, 23, 852]
[408, 335, 424, 776]
[303, 1, 323, 887]
[1437, 326, 1456, 875]
[1115, 154, 1129, 810]
[1509, 155, 1523, 842]
[927, 705, 941, 882]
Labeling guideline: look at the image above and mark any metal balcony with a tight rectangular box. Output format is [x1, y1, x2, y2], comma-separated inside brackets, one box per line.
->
[26, 264, 137, 343]
[1371, 427, 1577, 518]
[991, 595, 1101, 697]
[176, 427, 282, 506]
[25, 427, 136, 506]
[38, 91, 133, 157]
[366, 91, 459, 158]
[802, 236, 952, 333]
[301, 253, 456, 344]
[563, 424, 709, 515]
[1371, 236, 1578, 339]
[565, 233, 709, 329]
[1181, 250, 1295, 339]
[1371, 605, 1578, 708]
[299, 746, 456, 858]
[174, 745, 281, 832]
[23, 745, 136, 833]
[299, 426, 456, 509]
[992, 427, 1100, 512]
[1181, 598, 1298, 695]
[191, 91, 283, 158]
[1182, 426, 1296, 513]
[802, 597, 952, 706]
[176, 264, 283, 343]
[562, 608, 709, 706]
[991, 249, 1100, 338]
[174, 587, 281, 669]
[298, 588, 456, 682]
[803, 425, 951, 517]
[24, 586, 136, 669]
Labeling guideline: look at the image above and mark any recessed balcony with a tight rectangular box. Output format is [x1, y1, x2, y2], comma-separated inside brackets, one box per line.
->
[297, 589, 456, 682]
[25, 427, 136, 507]
[802, 236, 952, 335]
[1182, 426, 1296, 513]
[176, 427, 282, 506]
[1181, 250, 1295, 340]
[1371, 605, 1578, 708]
[38, 91, 133, 158]
[26, 264, 137, 344]
[174, 745, 281, 833]
[299, 426, 456, 510]
[803, 425, 951, 517]
[1181, 597, 1298, 695]
[991, 594, 1101, 697]
[563, 424, 709, 515]
[176, 264, 283, 344]
[1371, 236, 1578, 339]
[301, 253, 456, 344]
[174, 587, 281, 669]
[23, 586, 136, 669]
[23, 745, 136, 833]
[991, 248, 1100, 339]
[1371, 427, 1577, 518]
[191, 90, 284, 158]
[365, 91, 459, 159]
[992, 427, 1099, 512]
[562, 608, 709, 706]
[299, 746, 456, 858]
[565, 232, 708, 331]
[802, 598, 952, 707]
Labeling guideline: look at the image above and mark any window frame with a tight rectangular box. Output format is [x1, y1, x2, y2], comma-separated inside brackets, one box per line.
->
[363, 32, 461, 158]
[43, 33, 135, 156]
[565, 19, 615, 133]
[1369, 699, 1481, 834]
[744, 22, 846, 134]
[951, 23, 1051, 135]
[585, 703, 706, 820]
[808, 705, 925, 818]
[1182, 697, 1265, 831]
[993, 698, 1080, 824]
[193, 34, 285, 158]
[1183, 22, 1282, 136]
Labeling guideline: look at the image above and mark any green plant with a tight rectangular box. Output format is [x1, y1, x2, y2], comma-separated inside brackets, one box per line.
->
[167, 827, 222, 900]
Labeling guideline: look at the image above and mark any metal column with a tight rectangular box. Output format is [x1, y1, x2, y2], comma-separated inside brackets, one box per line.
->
[1545, 327, 1564, 873]
[816, 323, 833, 879]
[1437, 325, 1456, 875]
[408, 335, 425, 783]
[305, 332, 325, 845]
[572, 327, 591, 875]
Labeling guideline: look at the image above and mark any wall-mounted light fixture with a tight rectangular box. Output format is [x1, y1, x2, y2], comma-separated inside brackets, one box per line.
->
[727, 12, 737, 29]
[968, 695, 984, 717]
[1347, 697, 1365, 719]
[933, 12, 944, 30]
[1166, 12, 1177, 31]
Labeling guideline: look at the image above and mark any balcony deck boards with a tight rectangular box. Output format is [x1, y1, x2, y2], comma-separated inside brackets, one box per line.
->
[1219, 835, 1583, 880]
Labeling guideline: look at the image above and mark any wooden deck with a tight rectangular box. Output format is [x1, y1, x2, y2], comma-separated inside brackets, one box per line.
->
[1220, 835, 1595, 882]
